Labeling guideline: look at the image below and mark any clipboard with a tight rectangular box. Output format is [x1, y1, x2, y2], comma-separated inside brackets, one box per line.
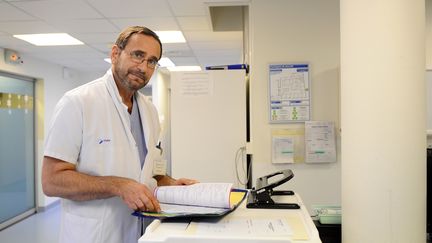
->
[246, 169, 300, 209]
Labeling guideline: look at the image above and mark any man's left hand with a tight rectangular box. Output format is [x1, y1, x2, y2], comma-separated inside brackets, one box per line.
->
[172, 178, 199, 185]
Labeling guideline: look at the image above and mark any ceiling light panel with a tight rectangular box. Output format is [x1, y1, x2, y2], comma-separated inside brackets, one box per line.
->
[13, 33, 84, 46]
[155, 31, 186, 43]
[167, 66, 201, 72]
[159, 57, 175, 67]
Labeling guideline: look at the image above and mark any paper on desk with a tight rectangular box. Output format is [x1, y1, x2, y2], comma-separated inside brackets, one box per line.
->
[187, 214, 309, 240]
[188, 218, 292, 236]
[285, 214, 309, 240]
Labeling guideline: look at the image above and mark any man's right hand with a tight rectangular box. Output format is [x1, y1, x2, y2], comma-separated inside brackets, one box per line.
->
[116, 179, 161, 212]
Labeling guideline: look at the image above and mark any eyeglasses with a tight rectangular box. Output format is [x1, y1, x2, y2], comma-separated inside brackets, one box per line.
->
[127, 50, 159, 69]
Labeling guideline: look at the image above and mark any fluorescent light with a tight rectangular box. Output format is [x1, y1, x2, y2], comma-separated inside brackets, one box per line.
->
[167, 66, 202, 72]
[155, 31, 186, 43]
[104, 58, 111, 64]
[159, 57, 175, 67]
[13, 33, 84, 46]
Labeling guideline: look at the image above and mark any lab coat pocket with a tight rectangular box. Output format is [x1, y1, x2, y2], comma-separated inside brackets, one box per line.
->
[60, 212, 101, 243]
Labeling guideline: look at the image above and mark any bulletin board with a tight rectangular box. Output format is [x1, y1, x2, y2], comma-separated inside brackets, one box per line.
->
[269, 63, 311, 123]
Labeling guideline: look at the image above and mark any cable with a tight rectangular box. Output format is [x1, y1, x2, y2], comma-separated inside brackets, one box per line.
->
[235, 146, 250, 187]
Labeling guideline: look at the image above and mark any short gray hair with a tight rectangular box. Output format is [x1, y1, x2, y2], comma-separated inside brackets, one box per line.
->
[115, 26, 162, 59]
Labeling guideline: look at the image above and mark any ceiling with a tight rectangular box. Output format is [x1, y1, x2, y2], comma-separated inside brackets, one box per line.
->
[0, 0, 247, 74]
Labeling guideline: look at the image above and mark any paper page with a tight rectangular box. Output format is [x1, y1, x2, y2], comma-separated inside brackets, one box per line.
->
[178, 71, 213, 96]
[229, 191, 247, 207]
[285, 214, 309, 240]
[159, 203, 228, 215]
[305, 121, 336, 163]
[155, 183, 232, 209]
[271, 127, 305, 163]
[189, 218, 293, 237]
[272, 136, 294, 163]
[136, 190, 247, 218]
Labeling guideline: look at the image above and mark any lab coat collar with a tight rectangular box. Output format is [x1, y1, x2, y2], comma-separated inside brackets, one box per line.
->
[104, 69, 157, 176]
[104, 69, 135, 146]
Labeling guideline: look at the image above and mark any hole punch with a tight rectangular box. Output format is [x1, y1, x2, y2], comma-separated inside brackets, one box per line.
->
[246, 169, 300, 209]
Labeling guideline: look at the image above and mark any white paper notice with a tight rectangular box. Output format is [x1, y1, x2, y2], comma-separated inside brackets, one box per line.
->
[305, 121, 336, 163]
[178, 72, 213, 96]
[192, 218, 293, 237]
[272, 136, 294, 163]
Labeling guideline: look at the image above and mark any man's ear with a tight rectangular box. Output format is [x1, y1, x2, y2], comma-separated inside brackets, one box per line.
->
[110, 45, 120, 64]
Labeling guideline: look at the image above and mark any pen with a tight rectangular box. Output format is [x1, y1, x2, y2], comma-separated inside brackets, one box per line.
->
[156, 141, 163, 155]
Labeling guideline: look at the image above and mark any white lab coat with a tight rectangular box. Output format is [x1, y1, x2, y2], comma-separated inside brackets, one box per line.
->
[44, 69, 161, 243]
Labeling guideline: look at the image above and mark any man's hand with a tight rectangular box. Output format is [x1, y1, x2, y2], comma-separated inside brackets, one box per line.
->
[42, 156, 160, 212]
[116, 179, 161, 212]
[154, 175, 198, 186]
[172, 178, 198, 185]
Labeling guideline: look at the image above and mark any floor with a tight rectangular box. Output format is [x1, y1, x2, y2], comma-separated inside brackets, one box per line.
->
[0, 204, 60, 243]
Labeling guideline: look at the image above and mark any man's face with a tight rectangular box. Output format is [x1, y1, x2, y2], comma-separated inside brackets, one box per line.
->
[111, 34, 161, 92]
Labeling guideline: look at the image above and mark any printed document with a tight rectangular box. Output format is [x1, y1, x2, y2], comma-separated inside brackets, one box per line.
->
[305, 121, 336, 163]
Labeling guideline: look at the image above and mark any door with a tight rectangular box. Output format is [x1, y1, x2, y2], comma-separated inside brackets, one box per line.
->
[0, 72, 35, 230]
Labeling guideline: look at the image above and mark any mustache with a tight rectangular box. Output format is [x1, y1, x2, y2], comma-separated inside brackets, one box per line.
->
[129, 69, 147, 81]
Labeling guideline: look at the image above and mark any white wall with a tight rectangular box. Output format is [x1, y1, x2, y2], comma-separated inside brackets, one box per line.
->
[0, 48, 100, 209]
[426, 0, 432, 147]
[427, 0, 432, 70]
[427, 71, 432, 147]
[249, 0, 341, 213]
[340, 1, 425, 241]
[151, 70, 172, 174]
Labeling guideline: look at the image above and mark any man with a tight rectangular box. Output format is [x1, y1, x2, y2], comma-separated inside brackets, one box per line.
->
[42, 26, 195, 243]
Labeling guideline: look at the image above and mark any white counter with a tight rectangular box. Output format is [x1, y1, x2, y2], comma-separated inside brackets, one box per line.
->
[139, 192, 321, 243]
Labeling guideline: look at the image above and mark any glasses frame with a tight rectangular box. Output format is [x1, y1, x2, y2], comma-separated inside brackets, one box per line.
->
[123, 49, 160, 69]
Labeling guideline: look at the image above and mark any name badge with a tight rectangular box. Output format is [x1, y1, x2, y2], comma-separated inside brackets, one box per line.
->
[153, 159, 167, 175]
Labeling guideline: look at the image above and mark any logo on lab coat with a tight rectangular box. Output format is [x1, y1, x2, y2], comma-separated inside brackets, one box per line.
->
[98, 139, 111, 144]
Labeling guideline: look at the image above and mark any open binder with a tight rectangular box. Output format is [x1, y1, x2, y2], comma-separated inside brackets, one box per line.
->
[133, 184, 247, 219]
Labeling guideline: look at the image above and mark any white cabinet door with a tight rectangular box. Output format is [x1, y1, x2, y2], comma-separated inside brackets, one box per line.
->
[170, 70, 246, 185]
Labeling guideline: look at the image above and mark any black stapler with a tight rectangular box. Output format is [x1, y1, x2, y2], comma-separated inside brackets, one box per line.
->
[246, 169, 300, 209]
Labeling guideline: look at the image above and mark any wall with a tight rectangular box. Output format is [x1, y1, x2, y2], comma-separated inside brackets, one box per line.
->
[249, 0, 340, 213]
[0, 48, 97, 209]
[427, 71, 432, 147]
[151, 70, 172, 174]
[427, 0, 432, 70]
[426, 0, 432, 147]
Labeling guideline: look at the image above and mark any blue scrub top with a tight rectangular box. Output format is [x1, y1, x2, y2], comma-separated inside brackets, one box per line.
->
[130, 94, 147, 168]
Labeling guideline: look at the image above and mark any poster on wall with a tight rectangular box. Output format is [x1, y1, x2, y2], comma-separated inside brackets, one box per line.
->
[305, 121, 336, 163]
[271, 127, 305, 164]
[269, 63, 311, 123]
